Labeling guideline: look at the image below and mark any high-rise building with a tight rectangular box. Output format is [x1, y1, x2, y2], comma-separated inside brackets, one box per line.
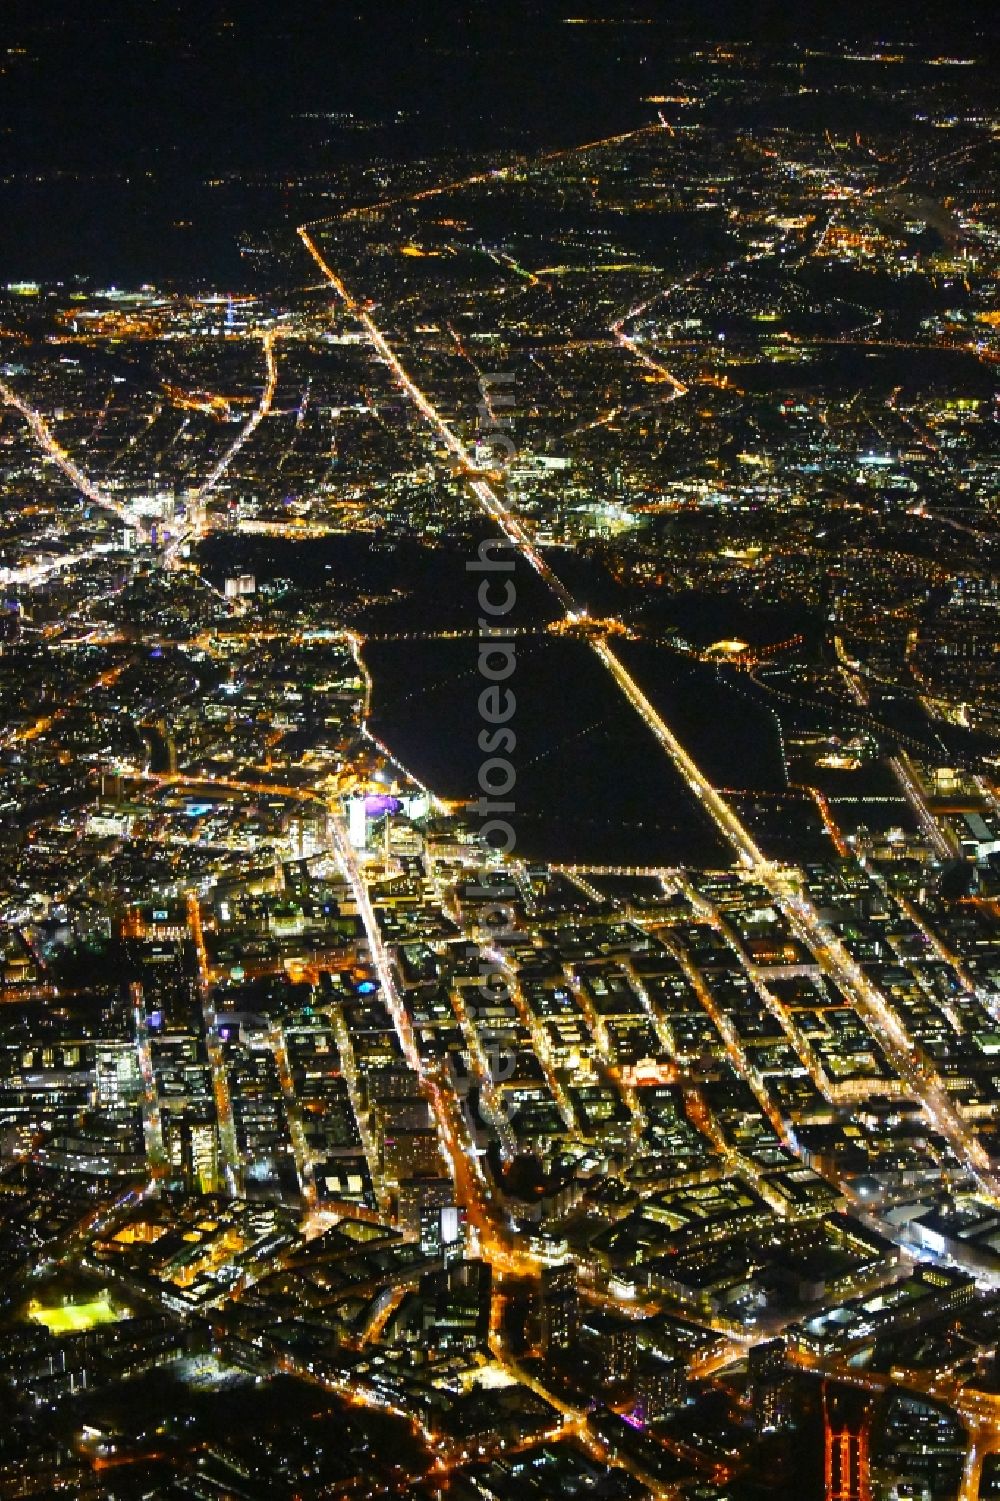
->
[540, 1261, 579, 1355]
[380, 1126, 443, 1186]
[635, 1356, 685, 1422]
[396, 1176, 462, 1258]
[180, 1111, 220, 1195]
[420, 1258, 492, 1350]
[95, 1041, 142, 1110]
[580, 1308, 636, 1385]
[397, 1174, 453, 1236]
[749, 1337, 793, 1432]
[163, 1104, 220, 1194]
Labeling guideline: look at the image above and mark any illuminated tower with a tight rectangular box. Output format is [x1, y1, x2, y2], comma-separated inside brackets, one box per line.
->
[823, 1385, 872, 1501]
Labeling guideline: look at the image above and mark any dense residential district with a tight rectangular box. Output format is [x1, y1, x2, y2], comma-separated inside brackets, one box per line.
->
[2, 23, 1000, 1501]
